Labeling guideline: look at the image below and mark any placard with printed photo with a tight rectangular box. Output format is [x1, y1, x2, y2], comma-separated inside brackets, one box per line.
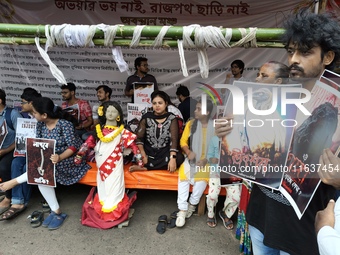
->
[26, 138, 56, 187]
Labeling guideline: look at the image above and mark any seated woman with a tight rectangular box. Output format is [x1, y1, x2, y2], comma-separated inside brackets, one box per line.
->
[0, 97, 90, 230]
[129, 90, 184, 172]
[176, 99, 215, 227]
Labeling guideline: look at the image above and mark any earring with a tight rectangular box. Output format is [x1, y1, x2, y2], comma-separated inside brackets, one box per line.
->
[116, 116, 120, 122]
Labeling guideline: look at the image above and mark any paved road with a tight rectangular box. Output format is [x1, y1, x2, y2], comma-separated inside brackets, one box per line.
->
[1, 184, 240, 255]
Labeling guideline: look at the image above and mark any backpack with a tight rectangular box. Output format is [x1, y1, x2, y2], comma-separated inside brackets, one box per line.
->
[4, 107, 15, 130]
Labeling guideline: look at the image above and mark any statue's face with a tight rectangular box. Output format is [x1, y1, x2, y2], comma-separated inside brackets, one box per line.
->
[106, 105, 119, 121]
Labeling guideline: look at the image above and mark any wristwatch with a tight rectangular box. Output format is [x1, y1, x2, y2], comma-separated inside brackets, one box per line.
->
[170, 155, 177, 159]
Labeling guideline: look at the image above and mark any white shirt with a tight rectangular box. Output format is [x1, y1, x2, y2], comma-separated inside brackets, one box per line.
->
[317, 198, 340, 255]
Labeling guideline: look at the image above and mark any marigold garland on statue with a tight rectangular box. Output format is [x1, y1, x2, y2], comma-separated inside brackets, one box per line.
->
[96, 124, 124, 143]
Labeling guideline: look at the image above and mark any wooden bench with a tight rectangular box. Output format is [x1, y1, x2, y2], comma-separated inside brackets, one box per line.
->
[79, 162, 225, 216]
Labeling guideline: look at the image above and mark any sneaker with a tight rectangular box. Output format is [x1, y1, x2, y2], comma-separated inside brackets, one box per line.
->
[176, 210, 187, 227]
[48, 213, 68, 230]
[42, 211, 57, 227]
[186, 204, 196, 218]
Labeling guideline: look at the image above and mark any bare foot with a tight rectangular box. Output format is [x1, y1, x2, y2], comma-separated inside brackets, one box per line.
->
[206, 216, 217, 228]
[129, 165, 147, 172]
[0, 196, 11, 208]
[0, 179, 19, 192]
[11, 204, 25, 210]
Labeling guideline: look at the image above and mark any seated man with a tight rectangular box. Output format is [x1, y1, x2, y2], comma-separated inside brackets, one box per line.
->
[61, 82, 93, 139]
[0, 88, 42, 220]
[0, 89, 23, 217]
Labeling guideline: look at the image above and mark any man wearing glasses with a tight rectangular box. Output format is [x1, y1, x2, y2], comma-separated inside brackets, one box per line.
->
[0, 88, 42, 220]
[125, 57, 158, 103]
[0, 89, 23, 218]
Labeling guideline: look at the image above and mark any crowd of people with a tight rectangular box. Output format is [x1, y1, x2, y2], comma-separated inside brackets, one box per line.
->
[0, 9, 340, 255]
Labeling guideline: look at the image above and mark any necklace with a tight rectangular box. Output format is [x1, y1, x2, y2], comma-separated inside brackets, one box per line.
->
[104, 125, 118, 130]
[96, 124, 124, 143]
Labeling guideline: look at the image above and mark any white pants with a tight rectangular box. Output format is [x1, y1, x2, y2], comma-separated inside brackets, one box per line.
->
[17, 172, 60, 212]
[177, 178, 207, 211]
[206, 177, 241, 218]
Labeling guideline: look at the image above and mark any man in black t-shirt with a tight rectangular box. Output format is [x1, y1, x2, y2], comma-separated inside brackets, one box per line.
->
[176, 85, 197, 123]
[245, 11, 340, 255]
[124, 57, 158, 103]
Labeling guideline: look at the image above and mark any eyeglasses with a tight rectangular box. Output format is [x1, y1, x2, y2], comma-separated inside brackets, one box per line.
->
[20, 101, 28, 105]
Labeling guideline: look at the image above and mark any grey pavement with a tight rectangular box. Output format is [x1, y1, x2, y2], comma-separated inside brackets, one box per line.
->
[1, 184, 240, 255]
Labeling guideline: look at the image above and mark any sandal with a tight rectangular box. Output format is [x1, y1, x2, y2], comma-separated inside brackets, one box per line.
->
[29, 211, 44, 228]
[0, 206, 26, 221]
[156, 215, 167, 234]
[168, 210, 178, 229]
[218, 210, 233, 230]
[206, 216, 217, 228]
[0, 205, 10, 216]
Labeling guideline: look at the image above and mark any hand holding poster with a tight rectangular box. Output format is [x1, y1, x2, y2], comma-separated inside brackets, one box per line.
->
[133, 82, 154, 106]
[26, 138, 56, 187]
[219, 81, 301, 189]
[63, 104, 80, 123]
[14, 118, 37, 157]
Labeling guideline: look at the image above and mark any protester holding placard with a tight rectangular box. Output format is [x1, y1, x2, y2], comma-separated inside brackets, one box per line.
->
[0, 88, 41, 221]
[61, 82, 93, 139]
[124, 57, 158, 103]
[216, 11, 340, 255]
[0, 89, 22, 217]
[235, 61, 290, 255]
[0, 97, 90, 230]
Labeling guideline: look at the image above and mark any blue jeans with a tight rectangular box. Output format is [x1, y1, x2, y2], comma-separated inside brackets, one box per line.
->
[0, 150, 14, 199]
[11, 157, 31, 205]
[249, 225, 291, 255]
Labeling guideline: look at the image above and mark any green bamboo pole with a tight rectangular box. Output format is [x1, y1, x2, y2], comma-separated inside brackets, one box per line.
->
[0, 37, 285, 48]
[0, 23, 285, 42]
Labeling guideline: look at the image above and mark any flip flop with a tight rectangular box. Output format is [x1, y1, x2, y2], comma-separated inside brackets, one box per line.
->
[218, 210, 233, 230]
[0, 206, 26, 221]
[206, 216, 217, 228]
[168, 210, 178, 229]
[156, 215, 167, 234]
[30, 211, 44, 228]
